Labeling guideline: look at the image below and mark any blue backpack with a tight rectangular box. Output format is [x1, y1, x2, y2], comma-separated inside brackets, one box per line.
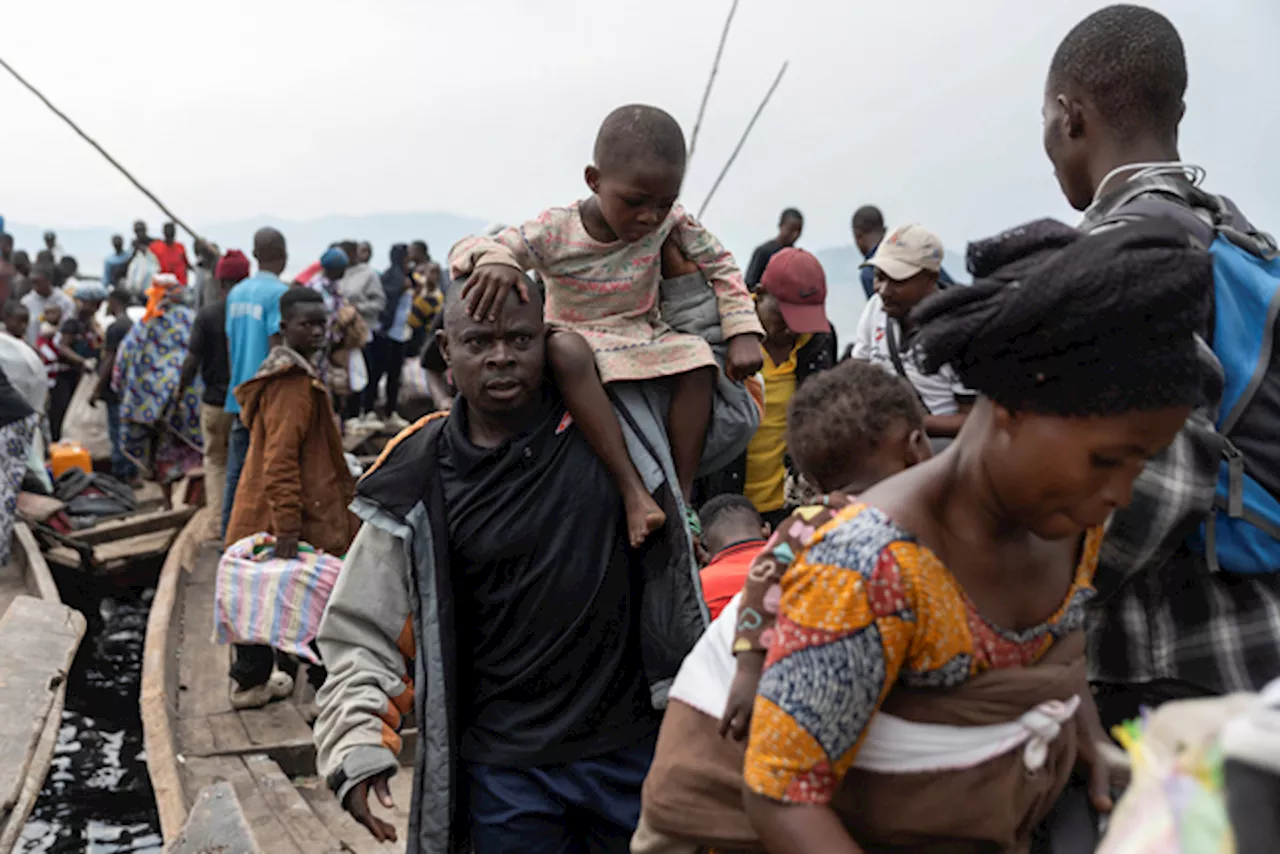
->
[1116, 186, 1280, 574]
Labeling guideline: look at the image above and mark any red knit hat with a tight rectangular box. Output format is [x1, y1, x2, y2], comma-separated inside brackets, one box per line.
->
[215, 249, 251, 283]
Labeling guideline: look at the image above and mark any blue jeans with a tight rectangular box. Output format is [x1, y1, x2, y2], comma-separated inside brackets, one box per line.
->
[105, 401, 137, 481]
[221, 419, 250, 541]
[465, 736, 655, 854]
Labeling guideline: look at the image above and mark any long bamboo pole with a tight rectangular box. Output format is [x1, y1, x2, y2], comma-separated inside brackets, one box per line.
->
[0, 56, 201, 240]
[697, 61, 788, 220]
[687, 0, 739, 164]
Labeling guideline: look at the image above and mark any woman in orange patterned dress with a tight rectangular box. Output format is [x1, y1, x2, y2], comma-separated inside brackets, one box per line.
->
[742, 219, 1215, 853]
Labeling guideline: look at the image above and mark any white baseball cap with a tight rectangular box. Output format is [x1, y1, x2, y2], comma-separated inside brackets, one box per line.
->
[860, 223, 944, 280]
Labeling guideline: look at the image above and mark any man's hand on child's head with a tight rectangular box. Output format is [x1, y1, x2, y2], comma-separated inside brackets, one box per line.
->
[462, 264, 529, 321]
[725, 333, 764, 381]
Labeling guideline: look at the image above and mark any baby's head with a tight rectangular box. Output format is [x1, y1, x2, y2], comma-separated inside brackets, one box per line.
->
[698, 494, 769, 561]
[42, 303, 63, 329]
[586, 104, 687, 243]
[787, 360, 931, 495]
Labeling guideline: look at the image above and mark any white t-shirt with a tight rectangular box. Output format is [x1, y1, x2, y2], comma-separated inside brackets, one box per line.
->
[19, 289, 76, 347]
[668, 593, 740, 719]
[851, 294, 974, 416]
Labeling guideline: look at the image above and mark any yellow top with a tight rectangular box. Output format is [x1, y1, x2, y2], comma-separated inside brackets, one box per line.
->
[744, 335, 811, 514]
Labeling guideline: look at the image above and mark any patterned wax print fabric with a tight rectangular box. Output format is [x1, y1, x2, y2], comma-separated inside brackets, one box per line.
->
[742, 503, 1102, 805]
[449, 203, 762, 384]
[734, 494, 857, 655]
[0, 413, 38, 565]
[214, 533, 344, 663]
[111, 307, 203, 483]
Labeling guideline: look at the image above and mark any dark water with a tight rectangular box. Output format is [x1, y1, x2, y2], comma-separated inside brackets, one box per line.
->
[18, 570, 164, 854]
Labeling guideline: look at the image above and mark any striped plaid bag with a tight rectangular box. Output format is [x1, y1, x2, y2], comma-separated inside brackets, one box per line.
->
[213, 533, 343, 663]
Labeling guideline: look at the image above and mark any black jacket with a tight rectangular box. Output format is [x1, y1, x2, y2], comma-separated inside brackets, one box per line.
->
[378, 244, 410, 332]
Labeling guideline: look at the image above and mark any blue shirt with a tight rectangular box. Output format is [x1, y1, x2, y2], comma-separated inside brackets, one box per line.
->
[102, 251, 132, 285]
[223, 271, 288, 413]
[389, 290, 414, 343]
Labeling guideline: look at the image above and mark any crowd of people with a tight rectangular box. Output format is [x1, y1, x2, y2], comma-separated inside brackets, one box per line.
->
[1, 4, 1278, 853]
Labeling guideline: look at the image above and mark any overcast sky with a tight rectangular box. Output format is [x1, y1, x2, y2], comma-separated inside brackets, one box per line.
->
[2, 0, 1277, 259]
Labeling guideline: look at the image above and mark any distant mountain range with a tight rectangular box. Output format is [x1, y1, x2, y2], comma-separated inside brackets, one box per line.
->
[5, 210, 963, 344]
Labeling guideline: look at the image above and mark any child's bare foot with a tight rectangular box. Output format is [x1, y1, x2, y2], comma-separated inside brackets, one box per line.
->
[624, 488, 666, 548]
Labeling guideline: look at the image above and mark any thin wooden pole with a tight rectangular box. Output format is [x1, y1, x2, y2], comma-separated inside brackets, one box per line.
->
[697, 61, 788, 220]
[688, 0, 739, 164]
[0, 55, 201, 240]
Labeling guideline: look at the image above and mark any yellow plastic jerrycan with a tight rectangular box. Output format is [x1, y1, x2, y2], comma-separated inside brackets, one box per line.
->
[49, 441, 93, 479]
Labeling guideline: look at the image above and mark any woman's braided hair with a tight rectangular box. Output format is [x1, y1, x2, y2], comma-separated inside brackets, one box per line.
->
[910, 218, 1212, 417]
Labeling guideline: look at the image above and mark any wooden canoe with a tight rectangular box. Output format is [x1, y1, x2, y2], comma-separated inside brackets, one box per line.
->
[0, 523, 87, 852]
[30, 478, 199, 581]
[141, 510, 415, 852]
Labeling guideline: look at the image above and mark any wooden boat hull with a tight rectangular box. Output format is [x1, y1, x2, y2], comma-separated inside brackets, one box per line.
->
[141, 511, 414, 852]
[0, 523, 87, 853]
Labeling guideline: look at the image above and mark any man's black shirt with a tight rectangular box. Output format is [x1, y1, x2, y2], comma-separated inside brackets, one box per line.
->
[100, 317, 133, 405]
[437, 389, 658, 766]
[745, 238, 784, 287]
[188, 301, 230, 407]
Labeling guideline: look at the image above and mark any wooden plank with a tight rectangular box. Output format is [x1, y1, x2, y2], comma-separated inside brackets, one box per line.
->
[179, 755, 303, 854]
[93, 528, 179, 566]
[178, 755, 246, 807]
[177, 578, 232, 720]
[14, 522, 60, 602]
[0, 597, 86, 822]
[342, 425, 379, 453]
[175, 716, 217, 757]
[295, 777, 390, 854]
[43, 545, 85, 572]
[209, 712, 254, 754]
[165, 780, 261, 854]
[240, 702, 314, 750]
[0, 682, 66, 852]
[188, 542, 220, 585]
[0, 560, 28, 617]
[239, 702, 316, 775]
[243, 754, 344, 853]
[0, 524, 73, 849]
[15, 492, 64, 524]
[75, 505, 196, 545]
[218, 756, 304, 854]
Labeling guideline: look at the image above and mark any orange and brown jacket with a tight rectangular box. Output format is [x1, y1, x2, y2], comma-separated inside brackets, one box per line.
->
[226, 345, 359, 556]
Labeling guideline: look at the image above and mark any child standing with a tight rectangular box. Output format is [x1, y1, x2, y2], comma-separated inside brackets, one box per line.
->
[451, 104, 764, 546]
[224, 287, 359, 709]
[696, 494, 772, 620]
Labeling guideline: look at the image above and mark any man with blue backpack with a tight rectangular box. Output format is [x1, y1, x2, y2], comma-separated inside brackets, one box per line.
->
[1043, 4, 1280, 731]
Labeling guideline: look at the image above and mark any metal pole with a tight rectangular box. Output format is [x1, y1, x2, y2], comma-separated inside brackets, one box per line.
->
[698, 61, 788, 220]
[0, 55, 202, 240]
[688, 0, 739, 164]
